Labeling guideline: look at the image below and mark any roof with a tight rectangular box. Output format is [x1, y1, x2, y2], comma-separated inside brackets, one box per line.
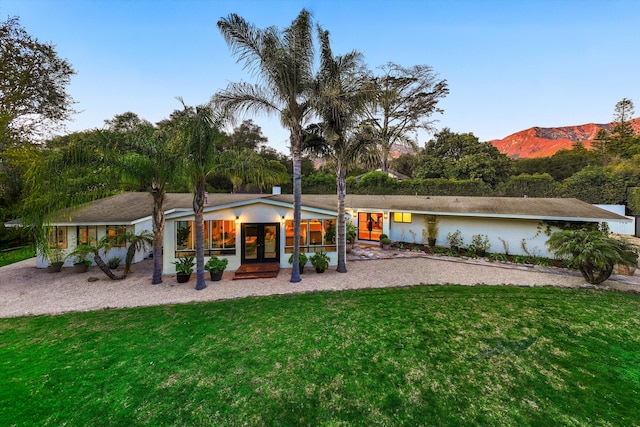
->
[14, 192, 629, 225]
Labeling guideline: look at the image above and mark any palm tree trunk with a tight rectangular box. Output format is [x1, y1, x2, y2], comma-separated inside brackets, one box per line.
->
[93, 253, 126, 280]
[194, 178, 207, 290]
[290, 131, 303, 283]
[151, 189, 165, 284]
[336, 163, 348, 273]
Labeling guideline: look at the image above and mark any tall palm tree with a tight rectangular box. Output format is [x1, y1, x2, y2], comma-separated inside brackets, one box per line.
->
[215, 9, 315, 283]
[173, 102, 225, 290]
[114, 123, 183, 284]
[307, 28, 373, 273]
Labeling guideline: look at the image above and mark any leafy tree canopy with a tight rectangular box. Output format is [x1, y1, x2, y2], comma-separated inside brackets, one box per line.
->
[0, 16, 76, 145]
[413, 128, 512, 186]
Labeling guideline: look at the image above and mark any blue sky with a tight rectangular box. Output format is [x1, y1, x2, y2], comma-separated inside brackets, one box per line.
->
[2, 0, 639, 153]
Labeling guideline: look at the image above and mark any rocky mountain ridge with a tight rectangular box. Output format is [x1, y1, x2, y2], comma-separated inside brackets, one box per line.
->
[491, 117, 640, 158]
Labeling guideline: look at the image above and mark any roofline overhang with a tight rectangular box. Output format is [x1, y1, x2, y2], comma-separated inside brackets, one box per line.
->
[165, 198, 340, 220]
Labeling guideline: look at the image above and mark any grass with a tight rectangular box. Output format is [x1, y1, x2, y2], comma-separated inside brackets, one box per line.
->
[0, 246, 35, 267]
[1, 285, 639, 426]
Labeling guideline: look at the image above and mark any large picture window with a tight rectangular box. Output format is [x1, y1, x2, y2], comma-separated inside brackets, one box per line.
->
[176, 220, 236, 256]
[285, 219, 336, 253]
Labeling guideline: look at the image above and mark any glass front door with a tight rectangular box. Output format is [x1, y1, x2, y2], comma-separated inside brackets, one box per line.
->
[242, 223, 280, 264]
[358, 212, 383, 241]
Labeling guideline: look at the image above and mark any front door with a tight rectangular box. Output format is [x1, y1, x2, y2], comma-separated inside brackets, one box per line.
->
[358, 212, 383, 241]
[242, 223, 280, 264]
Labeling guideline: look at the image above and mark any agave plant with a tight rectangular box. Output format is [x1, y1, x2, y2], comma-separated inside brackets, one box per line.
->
[546, 229, 638, 285]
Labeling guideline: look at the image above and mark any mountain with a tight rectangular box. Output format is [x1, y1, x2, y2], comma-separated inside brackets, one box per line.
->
[491, 117, 640, 158]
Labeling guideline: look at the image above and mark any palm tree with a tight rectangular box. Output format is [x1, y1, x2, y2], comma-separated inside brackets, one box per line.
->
[215, 9, 315, 283]
[173, 102, 225, 290]
[547, 229, 638, 284]
[307, 28, 373, 273]
[89, 230, 153, 281]
[114, 123, 183, 284]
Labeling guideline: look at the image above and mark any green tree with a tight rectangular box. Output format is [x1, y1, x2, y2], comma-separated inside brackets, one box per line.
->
[112, 121, 183, 284]
[414, 129, 512, 186]
[306, 27, 373, 273]
[362, 62, 449, 172]
[608, 98, 639, 158]
[547, 229, 637, 284]
[561, 166, 625, 204]
[0, 17, 76, 145]
[173, 103, 225, 290]
[224, 119, 268, 151]
[498, 173, 559, 198]
[216, 9, 315, 283]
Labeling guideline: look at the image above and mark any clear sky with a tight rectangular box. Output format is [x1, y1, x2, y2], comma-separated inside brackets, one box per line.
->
[2, 0, 639, 153]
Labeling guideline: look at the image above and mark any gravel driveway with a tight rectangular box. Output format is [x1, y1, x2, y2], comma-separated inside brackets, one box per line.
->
[1, 249, 638, 318]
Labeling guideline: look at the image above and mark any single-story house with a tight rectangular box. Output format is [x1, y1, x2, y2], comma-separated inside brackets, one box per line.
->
[11, 192, 630, 274]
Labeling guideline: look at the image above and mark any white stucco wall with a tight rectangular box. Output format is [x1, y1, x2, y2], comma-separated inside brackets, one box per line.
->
[36, 222, 153, 269]
[385, 214, 558, 258]
[163, 204, 339, 275]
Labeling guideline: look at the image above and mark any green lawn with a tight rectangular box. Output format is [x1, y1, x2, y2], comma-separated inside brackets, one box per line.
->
[0, 247, 35, 267]
[1, 285, 639, 426]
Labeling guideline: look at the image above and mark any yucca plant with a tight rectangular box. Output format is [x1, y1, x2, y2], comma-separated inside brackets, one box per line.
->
[546, 229, 638, 284]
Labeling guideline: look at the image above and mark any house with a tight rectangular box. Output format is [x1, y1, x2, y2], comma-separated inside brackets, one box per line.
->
[13, 192, 630, 273]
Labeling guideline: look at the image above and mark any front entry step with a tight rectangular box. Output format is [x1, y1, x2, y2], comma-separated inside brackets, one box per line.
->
[233, 263, 280, 280]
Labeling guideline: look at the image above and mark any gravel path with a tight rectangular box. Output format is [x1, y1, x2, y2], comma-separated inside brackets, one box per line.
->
[1, 251, 638, 318]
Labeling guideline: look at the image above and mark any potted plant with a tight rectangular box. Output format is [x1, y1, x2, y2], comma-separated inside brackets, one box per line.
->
[310, 250, 330, 273]
[107, 256, 122, 270]
[47, 247, 65, 273]
[173, 255, 195, 283]
[426, 217, 439, 247]
[469, 234, 490, 257]
[446, 229, 464, 252]
[380, 236, 392, 250]
[205, 255, 228, 281]
[288, 252, 308, 274]
[69, 244, 93, 273]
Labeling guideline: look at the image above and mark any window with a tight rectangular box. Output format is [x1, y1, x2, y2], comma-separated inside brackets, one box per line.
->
[210, 220, 236, 255]
[48, 227, 67, 249]
[176, 220, 237, 256]
[77, 226, 98, 245]
[176, 221, 194, 252]
[106, 225, 128, 247]
[285, 219, 336, 253]
[393, 212, 412, 223]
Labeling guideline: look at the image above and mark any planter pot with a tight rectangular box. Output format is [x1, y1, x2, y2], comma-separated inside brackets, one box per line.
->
[47, 262, 63, 273]
[73, 263, 89, 273]
[315, 267, 325, 273]
[477, 250, 486, 258]
[209, 270, 224, 281]
[382, 244, 390, 250]
[428, 238, 436, 247]
[176, 272, 192, 283]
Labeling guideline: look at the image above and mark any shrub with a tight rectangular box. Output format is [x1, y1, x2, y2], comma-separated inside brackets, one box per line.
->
[469, 234, 490, 255]
[446, 230, 463, 250]
[205, 256, 228, 273]
[107, 256, 122, 270]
